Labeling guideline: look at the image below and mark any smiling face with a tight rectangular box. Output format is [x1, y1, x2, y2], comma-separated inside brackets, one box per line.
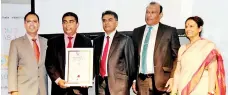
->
[102, 14, 118, 34]
[62, 16, 79, 36]
[185, 19, 202, 39]
[145, 4, 162, 26]
[24, 14, 40, 36]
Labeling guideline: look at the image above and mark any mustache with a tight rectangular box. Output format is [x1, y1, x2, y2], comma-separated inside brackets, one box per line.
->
[29, 25, 35, 28]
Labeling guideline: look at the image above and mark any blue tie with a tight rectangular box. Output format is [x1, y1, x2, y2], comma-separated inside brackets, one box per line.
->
[141, 26, 152, 74]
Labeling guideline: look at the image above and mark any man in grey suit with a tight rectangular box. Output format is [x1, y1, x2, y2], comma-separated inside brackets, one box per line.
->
[8, 12, 48, 95]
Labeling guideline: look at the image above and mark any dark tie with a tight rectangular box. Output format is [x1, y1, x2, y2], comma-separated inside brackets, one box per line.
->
[100, 36, 110, 78]
[67, 37, 73, 48]
[32, 38, 40, 63]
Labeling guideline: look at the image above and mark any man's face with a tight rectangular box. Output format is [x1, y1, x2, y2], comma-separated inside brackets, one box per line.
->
[145, 4, 162, 25]
[62, 16, 78, 36]
[102, 14, 118, 34]
[24, 14, 40, 35]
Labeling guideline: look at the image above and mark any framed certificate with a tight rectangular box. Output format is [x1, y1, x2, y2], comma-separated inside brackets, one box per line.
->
[65, 48, 93, 86]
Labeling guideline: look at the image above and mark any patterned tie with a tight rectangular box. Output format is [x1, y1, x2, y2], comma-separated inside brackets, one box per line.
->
[141, 26, 152, 74]
[100, 36, 110, 78]
[67, 37, 73, 48]
[32, 38, 40, 63]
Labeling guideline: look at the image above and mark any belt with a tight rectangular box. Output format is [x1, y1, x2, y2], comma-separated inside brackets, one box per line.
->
[139, 73, 154, 80]
[99, 75, 108, 80]
[140, 73, 153, 77]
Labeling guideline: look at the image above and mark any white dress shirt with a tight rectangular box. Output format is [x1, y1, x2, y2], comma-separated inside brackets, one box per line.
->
[26, 33, 40, 51]
[64, 33, 76, 48]
[101, 30, 116, 76]
[139, 24, 159, 74]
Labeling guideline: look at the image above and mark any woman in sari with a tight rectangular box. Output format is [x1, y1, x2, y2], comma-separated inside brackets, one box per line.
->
[171, 16, 226, 95]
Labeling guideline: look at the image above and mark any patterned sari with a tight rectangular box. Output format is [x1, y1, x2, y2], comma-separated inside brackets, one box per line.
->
[174, 39, 226, 95]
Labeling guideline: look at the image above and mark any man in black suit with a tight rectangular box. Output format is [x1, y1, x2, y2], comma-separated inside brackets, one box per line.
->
[93, 10, 136, 95]
[131, 2, 180, 95]
[45, 12, 92, 95]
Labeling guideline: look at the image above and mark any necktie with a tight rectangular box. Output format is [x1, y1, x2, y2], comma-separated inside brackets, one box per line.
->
[32, 39, 40, 63]
[141, 26, 152, 74]
[67, 37, 73, 48]
[100, 36, 110, 78]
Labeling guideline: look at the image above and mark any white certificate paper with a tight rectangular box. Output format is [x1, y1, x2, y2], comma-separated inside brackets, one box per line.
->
[65, 48, 93, 86]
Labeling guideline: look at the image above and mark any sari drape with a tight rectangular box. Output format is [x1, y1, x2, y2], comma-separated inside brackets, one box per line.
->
[173, 39, 226, 95]
[181, 49, 226, 95]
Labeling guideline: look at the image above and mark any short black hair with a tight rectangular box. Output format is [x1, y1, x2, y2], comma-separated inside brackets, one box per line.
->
[185, 16, 204, 36]
[62, 12, 79, 23]
[24, 12, 39, 22]
[149, 2, 163, 13]
[102, 10, 118, 21]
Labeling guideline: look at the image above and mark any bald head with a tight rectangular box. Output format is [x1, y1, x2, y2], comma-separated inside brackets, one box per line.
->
[147, 2, 163, 13]
[145, 2, 163, 25]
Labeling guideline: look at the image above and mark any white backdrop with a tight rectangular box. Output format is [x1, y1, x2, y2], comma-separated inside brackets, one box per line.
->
[1, 4, 30, 95]
[35, 0, 190, 94]
[35, 0, 228, 95]
[35, 0, 187, 34]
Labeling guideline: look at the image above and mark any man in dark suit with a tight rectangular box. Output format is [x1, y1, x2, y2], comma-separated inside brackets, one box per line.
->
[45, 12, 92, 95]
[93, 10, 136, 95]
[131, 2, 180, 95]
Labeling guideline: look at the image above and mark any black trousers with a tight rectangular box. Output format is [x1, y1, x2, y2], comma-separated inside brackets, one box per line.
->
[97, 76, 110, 95]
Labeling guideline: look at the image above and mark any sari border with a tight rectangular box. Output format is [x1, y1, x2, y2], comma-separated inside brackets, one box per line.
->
[181, 49, 226, 95]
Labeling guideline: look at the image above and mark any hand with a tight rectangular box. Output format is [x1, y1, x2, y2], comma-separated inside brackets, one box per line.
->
[165, 78, 173, 92]
[131, 82, 137, 94]
[58, 79, 67, 89]
[11, 91, 18, 95]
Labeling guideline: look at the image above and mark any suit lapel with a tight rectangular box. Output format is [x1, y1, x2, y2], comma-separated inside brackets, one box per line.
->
[154, 23, 165, 51]
[108, 32, 120, 58]
[61, 36, 66, 56]
[22, 35, 37, 64]
[38, 36, 46, 65]
[73, 34, 79, 47]
[138, 25, 146, 54]
[58, 36, 66, 68]
[97, 35, 104, 58]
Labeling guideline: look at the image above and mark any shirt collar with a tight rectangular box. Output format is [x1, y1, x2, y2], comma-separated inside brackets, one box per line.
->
[64, 33, 76, 39]
[26, 33, 39, 40]
[104, 30, 116, 39]
[146, 23, 159, 30]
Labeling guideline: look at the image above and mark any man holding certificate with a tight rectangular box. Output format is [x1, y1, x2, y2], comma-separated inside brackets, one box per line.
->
[93, 10, 136, 95]
[45, 12, 92, 95]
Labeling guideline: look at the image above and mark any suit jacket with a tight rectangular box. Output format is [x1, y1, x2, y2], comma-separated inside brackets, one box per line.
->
[132, 23, 180, 91]
[8, 35, 48, 95]
[93, 32, 136, 95]
[45, 34, 92, 95]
